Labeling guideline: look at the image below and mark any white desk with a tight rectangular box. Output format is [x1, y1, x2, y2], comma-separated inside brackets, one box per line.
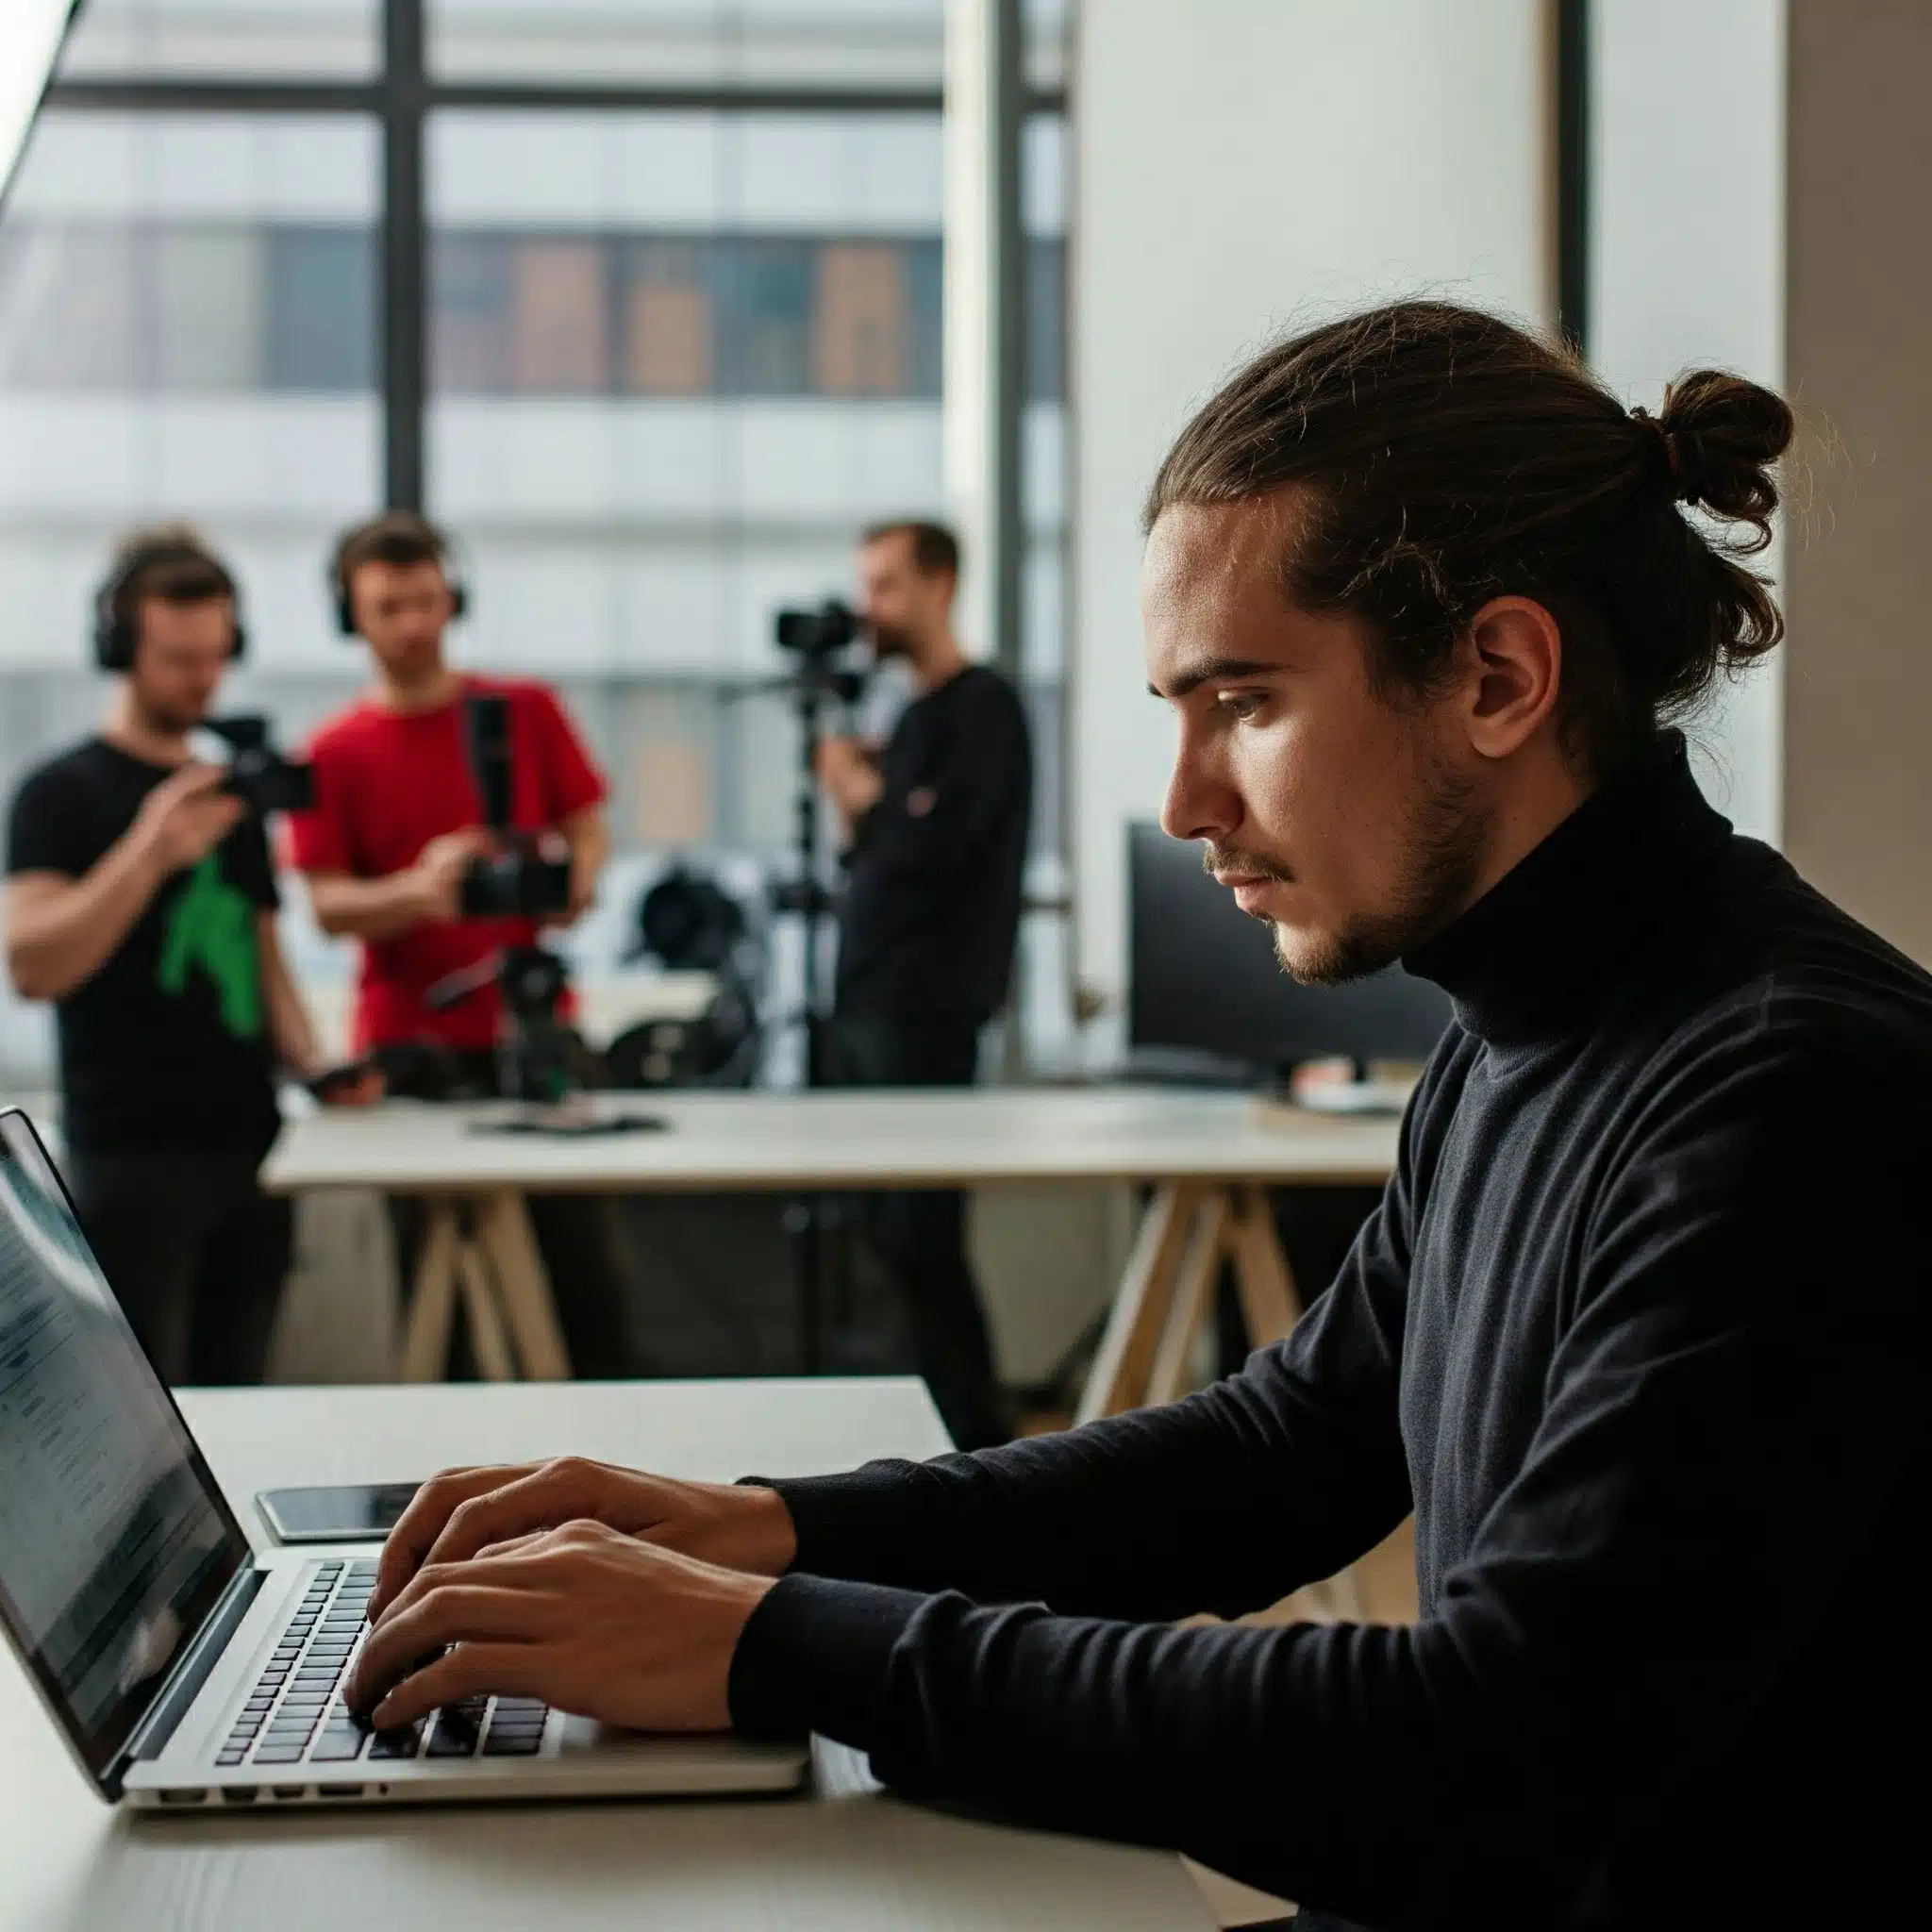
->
[264, 1088, 1401, 1415]
[0, 1378, 1215, 1932]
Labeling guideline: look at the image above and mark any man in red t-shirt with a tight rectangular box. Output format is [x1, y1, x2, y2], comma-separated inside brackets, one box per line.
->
[287, 511, 634, 1376]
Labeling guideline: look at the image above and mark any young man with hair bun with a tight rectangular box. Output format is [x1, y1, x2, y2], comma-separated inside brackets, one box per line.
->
[346, 306, 1927, 1930]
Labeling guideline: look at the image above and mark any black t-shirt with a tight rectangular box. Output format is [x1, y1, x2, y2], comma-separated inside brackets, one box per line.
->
[834, 664, 1032, 1028]
[7, 739, 281, 1154]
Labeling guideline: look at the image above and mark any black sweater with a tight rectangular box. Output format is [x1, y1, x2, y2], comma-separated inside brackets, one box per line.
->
[834, 663, 1032, 1027]
[731, 736, 1932, 1930]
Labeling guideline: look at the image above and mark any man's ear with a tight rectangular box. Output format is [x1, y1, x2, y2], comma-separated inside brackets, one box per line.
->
[1459, 595, 1562, 761]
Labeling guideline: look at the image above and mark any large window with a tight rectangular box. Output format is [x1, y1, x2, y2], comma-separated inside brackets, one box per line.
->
[0, 0, 1072, 1077]
[0, 110, 382, 671]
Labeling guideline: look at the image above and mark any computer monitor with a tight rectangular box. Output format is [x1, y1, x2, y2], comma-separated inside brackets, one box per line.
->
[1, 4, 78, 209]
[1126, 822, 1453, 1078]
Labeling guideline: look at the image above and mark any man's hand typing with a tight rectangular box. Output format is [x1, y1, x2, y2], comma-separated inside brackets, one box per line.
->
[344, 1521, 774, 1733]
[365, 1456, 798, 1625]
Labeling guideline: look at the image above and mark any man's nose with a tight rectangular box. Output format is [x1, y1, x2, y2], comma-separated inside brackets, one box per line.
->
[1161, 736, 1240, 845]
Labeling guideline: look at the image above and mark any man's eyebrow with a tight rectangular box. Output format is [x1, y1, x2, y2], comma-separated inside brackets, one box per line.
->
[1148, 657, 1282, 700]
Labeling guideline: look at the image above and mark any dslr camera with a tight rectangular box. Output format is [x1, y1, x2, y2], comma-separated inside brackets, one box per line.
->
[774, 598, 861, 660]
[458, 692, 573, 920]
[205, 715, 315, 816]
[773, 599, 869, 705]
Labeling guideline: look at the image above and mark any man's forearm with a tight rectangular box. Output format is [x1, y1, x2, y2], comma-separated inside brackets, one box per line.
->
[760, 1336, 1409, 1625]
[305, 869, 434, 942]
[5, 841, 164, 1002]
[561, 808, 608, 918]
[258, 917, 322, 1075]
[729, 1578, 1468, 1927]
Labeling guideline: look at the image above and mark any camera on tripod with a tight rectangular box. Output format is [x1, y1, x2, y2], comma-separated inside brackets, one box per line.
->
[774, 598, 859, 658]
[205, 715, 315, 816]
[458, 691, 574, 919]
[424, 941, 580, 1104]
[774, 600, 869, 704]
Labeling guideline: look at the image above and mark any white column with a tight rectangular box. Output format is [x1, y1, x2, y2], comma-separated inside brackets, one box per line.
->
[942, 0, 1022, 669]
[1070, 0, 1549, 1047]
[1589, 0, 1787, 845]
[1783, 0, 1932, 964]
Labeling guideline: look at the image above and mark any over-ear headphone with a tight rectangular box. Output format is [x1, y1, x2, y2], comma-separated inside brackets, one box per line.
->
[330, 511, 472, 640]
[92, 531, 247, 674]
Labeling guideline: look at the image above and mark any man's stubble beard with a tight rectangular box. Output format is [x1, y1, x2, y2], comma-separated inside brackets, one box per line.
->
[132, 692, 207, 740]
[1271, 743, 1490, 988]
[867, 621, 915, 662]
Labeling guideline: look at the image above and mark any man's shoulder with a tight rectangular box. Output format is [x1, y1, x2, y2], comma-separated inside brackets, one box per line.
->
[7, 741, 120, 874]
[9, 740, 118, 828]
[471, 673, 564, 712]
[1693, 841, 1932, 1070]
[1616, 860, 1932, 1144]
[957, 660, 1020, 701]
[940, 663, 1028, 733]
[15, 737, 109, 794]
[305, 696, 386, 759]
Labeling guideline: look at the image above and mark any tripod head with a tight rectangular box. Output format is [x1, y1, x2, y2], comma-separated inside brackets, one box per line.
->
[425, 942, 579, 1102]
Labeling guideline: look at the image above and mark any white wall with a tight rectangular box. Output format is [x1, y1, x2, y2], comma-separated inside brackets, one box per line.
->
[1070, 0, 1550, 1036]
[1589, 0, 1786, 844]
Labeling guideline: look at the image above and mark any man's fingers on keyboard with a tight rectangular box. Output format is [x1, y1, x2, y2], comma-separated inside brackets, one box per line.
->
[420, 1464, 595, 1574]
[369, 1641, 541, 1733]
[347, 1583, 547, 1711]
[474, 1530, 550, 1562]
[370, 1543, 564, 1639]
[369, 1465, 536, 1619]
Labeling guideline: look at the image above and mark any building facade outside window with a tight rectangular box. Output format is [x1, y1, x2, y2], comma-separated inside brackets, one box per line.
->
[0, 0, 1072, 1079]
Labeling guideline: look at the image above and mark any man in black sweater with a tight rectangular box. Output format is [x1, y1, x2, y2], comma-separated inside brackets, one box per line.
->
[347, 304, 1929, 1929]
[816, 518, 1033, 1449]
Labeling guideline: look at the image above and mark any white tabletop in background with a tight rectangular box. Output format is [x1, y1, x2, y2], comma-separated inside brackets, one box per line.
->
[264, 1086, 1401, 1193]
[0, 1379, 1214, 1932]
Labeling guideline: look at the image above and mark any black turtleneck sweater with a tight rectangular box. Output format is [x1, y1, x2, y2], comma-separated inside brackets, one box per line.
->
[728, 736, 1932, 1930]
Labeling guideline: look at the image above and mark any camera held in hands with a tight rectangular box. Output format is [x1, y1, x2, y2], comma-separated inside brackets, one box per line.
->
[459, 842, 572, 919]
[458, 691, 572, 919]
[204, 715, 316, 816]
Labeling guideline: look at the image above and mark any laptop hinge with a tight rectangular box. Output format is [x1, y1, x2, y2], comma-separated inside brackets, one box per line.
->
[108, 1563, 268, 1798]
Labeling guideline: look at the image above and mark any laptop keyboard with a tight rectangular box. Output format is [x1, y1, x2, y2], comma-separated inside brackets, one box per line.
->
[213, 1559, 550, 1770]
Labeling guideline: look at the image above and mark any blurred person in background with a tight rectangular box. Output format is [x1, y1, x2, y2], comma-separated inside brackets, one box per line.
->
[285, 511, 637, 1379]
[4, 525, 372, 1385]
[814, 520, 1033, 1449]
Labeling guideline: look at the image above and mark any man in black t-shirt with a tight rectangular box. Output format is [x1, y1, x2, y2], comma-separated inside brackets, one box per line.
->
[815, 520, 1032, 1449]
[4, 526, 370, 1385]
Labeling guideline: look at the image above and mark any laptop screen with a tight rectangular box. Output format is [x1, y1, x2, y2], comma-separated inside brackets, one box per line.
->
[0, 1110, 250, 1787]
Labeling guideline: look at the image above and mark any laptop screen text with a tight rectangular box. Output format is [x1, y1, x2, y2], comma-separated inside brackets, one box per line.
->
[0, 1111, 249, 1784]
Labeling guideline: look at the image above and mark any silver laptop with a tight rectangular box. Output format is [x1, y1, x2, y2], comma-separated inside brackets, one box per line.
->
[0, 1107, 808, 1812]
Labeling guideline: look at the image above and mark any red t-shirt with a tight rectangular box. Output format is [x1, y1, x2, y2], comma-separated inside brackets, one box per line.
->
[286, 675, 607, 1052]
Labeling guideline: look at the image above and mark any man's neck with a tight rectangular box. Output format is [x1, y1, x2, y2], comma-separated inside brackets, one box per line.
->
[910, 631, 970, 695]
[374, 658, 463, 713]
[101, 688, 193, 766]
[1452, 744, 1599, 926]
